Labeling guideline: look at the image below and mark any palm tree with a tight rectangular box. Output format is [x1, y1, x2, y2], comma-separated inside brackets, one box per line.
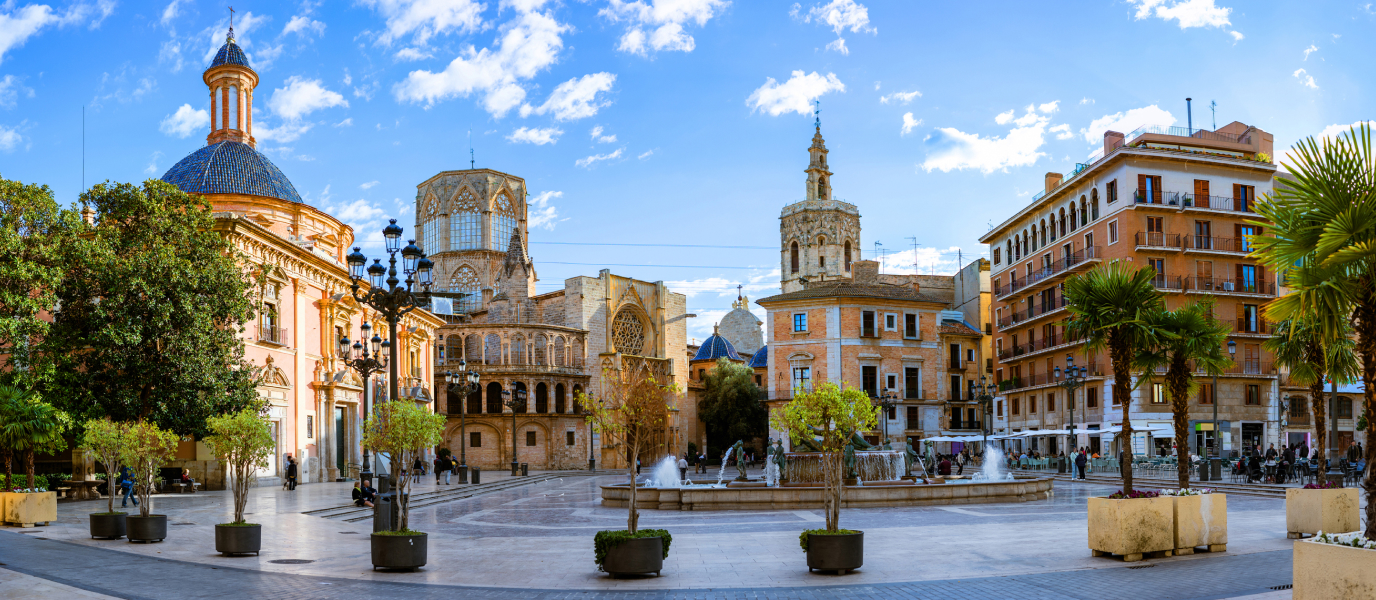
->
[1264, 318, 1359, 477]
[1064, 260, 1164, 495]
[1136, 298, 1234, 490]
[0, 386, 70, 491]
[1251, 124, 1376, 537]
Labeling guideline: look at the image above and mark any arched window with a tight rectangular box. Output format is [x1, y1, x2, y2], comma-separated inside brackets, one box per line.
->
[421, 195, 442, 254]
[1059, 209, 1067, 237]
[1069, 204, 1078, 232]
[490, 191, 518, 251]
[534, 334, 548, 365]
[466, 385, 482, 415]
[484, 334, 502, 365]
[818, 237, 826, 268]
[611, 307, 648, 355]
[790, 241, 799, 273]
[553, 337, 566, 366]
[1006, 241, 1013, 262]
[572, 385, 583, 413]
[844, 241, 852, 271]
[535, 382, 548, 413]
[818, 176, 827, 199]
[1080, 197, 1088, 226]
[448, 265, 481, 313]
[555, 383, 566, 413]
[450, 188, 481, 250]
[511, 334, 526, 365]
[212, 87, 221, 131]
[1039, 220, 1046, 247]
[228, 85, 239, 130]
[513, 382, 528, 413]
[486, 381, 504, 413]
[1091, 189, 1100, 220]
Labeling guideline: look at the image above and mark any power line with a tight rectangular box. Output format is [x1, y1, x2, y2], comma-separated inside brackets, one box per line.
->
[531, 241, 776, 250]
[541, 261, 769, 270]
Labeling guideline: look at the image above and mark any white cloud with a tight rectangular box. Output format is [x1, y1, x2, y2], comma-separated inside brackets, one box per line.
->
[590, 125, 617, 143]
[1229, 30, 1242, 41]
[325, 198, 390, 237]
[254, 119, 314, 143]
[361, 0, 485, 47]
[825, 37, 848, 55]
[527, 190, 563, 230]
[394, 47, 433, 61]
[354, 80, 381, 101]
[158, 103, 208, 138]
[747, 70, 845, 117]
[901, 112, 921, 136]
[502, 0, 552, 12]
[1315, 121, 1376, 142]
[1080, 97, 1094, 105]
[268, 76, 348, 120]
[519, 72, 616, 121]
[600, 0, 728, 56]
[360, 180, 380, 190]
[921, 106, 1052, 174]
[880, 89, 920, 105]
[393, 11, 568, 115]
[1080, 105, 1176, 144]
[0, 74, 34, 107]
[1303, 44, 1318, 60]
[1293, 68, 1318, 89]
[793, 0, 874, 55]
[1050, 123, 1074, 140]
[1038, 100, 1060, 114]
[506, 126, 562, 145]
[0, 123, 22, 150]
[0, 0, 114, 65]
[877, 246, 968, 276]
[1128, 0, 1232, 29]
[143, 151, 163, 175]
[161, 0, 184, 26]
[576, 148, 623, 168]
[638, 149, 653, 159]
[334, 117, 353, 127]
[283, 15, 326, 38]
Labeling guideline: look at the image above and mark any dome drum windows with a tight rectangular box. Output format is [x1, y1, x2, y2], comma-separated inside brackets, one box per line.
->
[490, 191, 518, 251]
[449, 265, 482, 313]
[450, 188, 481, 251]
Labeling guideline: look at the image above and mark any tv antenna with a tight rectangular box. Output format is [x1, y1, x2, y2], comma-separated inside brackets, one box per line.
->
[468, 127, 474, 169]
[1210, 100, 1217, 130]
[906, 236, 919, 274]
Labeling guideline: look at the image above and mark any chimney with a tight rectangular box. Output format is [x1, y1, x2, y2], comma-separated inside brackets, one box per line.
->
[1044, 172, 1063, 194]
[853, 260, 879, 282]
[1104, 130, 1125, 155]
[1186, 97, 1193, 134]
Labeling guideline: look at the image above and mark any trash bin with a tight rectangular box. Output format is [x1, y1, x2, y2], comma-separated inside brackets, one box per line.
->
[510, 462, 519, 476]
[521, 463, 529, 476]
[457, 465, 469, 484]
[1210, 458, 1222, 480]
[470, 466, 480, 485]
[1198, 460, 1210, 481]
[373, 488, 408, 533]
[1057, 458, 1067, 474]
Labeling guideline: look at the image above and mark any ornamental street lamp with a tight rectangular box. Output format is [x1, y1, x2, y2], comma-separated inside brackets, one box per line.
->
[1216, 339, 1236, 460]
[443, 365, 481, 482]
[503, 387, 528, 475]
[1054, 354, 1088, 460]
[877, 390, 900, 444]
[582, 398, 597, 471]
[969, 376, 998, 454]
[338, 321, 389, 483]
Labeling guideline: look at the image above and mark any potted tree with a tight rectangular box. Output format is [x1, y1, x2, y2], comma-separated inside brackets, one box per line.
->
[204, 408, 276, 556]
[581, 368, 676, 577]
[772, 382, 879, 575]
[124, 420, 178, 543]
[79, 418, 131, 539]
[361, 400, 445, 571]
[0, 386, 69, 528]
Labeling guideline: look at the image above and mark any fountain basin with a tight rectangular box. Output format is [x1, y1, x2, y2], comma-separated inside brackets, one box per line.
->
[600, 475, 1053, 510]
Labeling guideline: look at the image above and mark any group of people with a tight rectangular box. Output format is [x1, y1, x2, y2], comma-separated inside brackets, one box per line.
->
[1236, 440, 1367, 484]
[431, 453, 463, 484]
[932, 448, 978, 476]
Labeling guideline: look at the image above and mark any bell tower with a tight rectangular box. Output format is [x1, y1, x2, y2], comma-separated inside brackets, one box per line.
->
[203, 27, 258, 147]
[779, 110, 861, 293]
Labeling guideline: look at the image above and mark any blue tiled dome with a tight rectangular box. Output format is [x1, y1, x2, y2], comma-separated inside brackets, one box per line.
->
[693, 332, 741, 362]
[162, 141, 303, 204]
[748, 344, 768, 368]
[211, 37, 250, 69]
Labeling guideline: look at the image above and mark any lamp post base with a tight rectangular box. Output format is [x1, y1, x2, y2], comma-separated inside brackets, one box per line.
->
[588, 459, 595, 471]
[510, 462, 519, 476]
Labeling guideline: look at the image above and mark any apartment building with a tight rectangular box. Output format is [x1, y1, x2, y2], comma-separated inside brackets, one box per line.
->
[978, 121, 1281, 458]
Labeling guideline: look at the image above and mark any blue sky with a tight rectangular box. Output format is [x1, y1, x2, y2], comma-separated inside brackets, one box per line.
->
[2, 0, 1373, 342]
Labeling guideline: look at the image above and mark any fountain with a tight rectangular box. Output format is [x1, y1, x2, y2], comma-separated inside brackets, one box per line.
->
[972, 444, 1015, 481]
[648, 455, 682, 488]
[782, 451, 905, 484]
[714, 445, 734, 486]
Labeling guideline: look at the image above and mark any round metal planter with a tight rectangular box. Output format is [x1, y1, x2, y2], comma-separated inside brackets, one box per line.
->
[603, 536, 664, 577]
[215, 524, 262, 556]
[126, 515, 168, 543]
[370, 533, 427, 571]
[806, 531, 863, 574]
[89, 513, 126, 539]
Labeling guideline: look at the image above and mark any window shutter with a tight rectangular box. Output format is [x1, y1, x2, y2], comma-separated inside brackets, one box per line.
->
[1236, 301, 1244, 324]
[1233, 184, 1242, 211]
[1137, 174, 1147, 201]
[1258, 265, 1267, 292]
[1234, 223, 1243, 250]
[1236, 263, 1244, 287]
[1153, 176, 1163, 203]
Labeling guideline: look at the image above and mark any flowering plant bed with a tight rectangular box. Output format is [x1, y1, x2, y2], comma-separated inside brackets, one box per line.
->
[1160, 487, 1214, 496]
[1107, 489, 1158, 499]
[1302, 481, 1340, 490]
[1293, 533, 1376, 599]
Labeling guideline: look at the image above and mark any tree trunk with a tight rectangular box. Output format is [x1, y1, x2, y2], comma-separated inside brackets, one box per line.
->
[1110, 331, 1135, 494]
[1354, 283, 1376, 540]
[627, 440, 639, 533]
[2, 448, 11, 492]
[825, 451, 841, 531]
[1310, 381, 1328, 478]
[1168, 358, 1192, 491]
[25, 450, 35, 490]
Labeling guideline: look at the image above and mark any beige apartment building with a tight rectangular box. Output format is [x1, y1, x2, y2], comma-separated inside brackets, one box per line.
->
[980, 122, 1283, 458]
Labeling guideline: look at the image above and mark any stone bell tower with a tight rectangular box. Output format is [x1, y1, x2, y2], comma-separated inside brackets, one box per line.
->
[779, 112, 861, 293]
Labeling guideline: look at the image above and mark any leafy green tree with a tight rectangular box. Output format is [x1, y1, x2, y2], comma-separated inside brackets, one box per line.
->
[771, 382, 878, 533]
[79, 418, 132, 514]
[361, 401, 446, 533]
[698, 358, 767, 453]
[125, 420, 178, 517]
[0, 176, 81, 387]
[204, 409, 277, 525]
[580, 368, 676, 533]
[1251, 124, 1376, 537]
[0, 385, 71, 492]
[1064, 260, 1162, 495]
[40, 180, 259, 437]
[1135, 298, 1233, 490]
[1264, 318, 1359, 478]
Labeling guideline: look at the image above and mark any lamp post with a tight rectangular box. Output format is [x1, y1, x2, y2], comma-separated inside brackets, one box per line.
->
[1054, 353, 1087, 461]
[877, 390, 900, 444]
[969, 376, 997, 455]
[443, 365, 481, 482]
[338, 322, 389, 483]
[503, 387, 528, 475]
[1216, 339, 1235, 459]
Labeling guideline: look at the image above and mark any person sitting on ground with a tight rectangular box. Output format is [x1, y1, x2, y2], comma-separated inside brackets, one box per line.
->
[353, 480, 376, 507]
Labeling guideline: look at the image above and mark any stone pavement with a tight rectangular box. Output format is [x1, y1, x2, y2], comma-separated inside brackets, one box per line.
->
[0, 475, 1306, 599]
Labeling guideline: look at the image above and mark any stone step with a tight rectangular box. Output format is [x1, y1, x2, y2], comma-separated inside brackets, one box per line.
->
[305, 475, 565, 521]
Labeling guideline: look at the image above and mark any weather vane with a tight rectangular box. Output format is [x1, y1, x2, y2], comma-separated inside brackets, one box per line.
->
[813, 99, 820, 129]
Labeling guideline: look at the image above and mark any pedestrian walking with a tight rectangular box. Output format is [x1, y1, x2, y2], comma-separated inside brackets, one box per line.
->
[1075, 449, 1088, 480]
[412, 458, 424, 484]
[119, 466, 138, 508]
[435, 454, 448, 485]
[636, 457, 642, 474]
[677, 455, 689, 483]
[285, 456, 298, 491]
[282, 453, 293, 489]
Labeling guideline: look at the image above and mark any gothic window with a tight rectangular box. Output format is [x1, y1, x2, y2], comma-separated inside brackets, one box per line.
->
[818, 176, 827, 199]
[611, 307, 648, 356]
[422, 197, 442, 254]
[490, 191, 517, 251]
[448, 265, 481, 313]
[450, 189, 481, 250]
[790, 241, 799, 273]
[844, 241, 852, 271]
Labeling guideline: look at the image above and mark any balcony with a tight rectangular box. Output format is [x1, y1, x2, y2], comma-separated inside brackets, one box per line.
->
[994, 246, 1102, 299]
[1183, 277, 1276, 297]
[1234, 318, 1273, 336]
[999, 295, 1068, 329]
[257, 325, 288, 346]
[1134, 231, 1182, 252]
[1128, 124, 1255, 146]
[1150, 274, 1184, 293]
[1184, 235, 1250, 254]
[1133, 189, 1261, 215]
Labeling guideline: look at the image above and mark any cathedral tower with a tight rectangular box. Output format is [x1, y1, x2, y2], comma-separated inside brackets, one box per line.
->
[779, 120, 861, 293]
[204, 28, 258, 147]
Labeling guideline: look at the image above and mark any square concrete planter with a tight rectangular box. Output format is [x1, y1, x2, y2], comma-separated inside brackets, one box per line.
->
[1171, 493, 1227, 555]
[1286, 488, 1360, 539]
[1, 491, 57, 527]
[1293, 538, 1376, 599]
[1087, 496, 1174, 561]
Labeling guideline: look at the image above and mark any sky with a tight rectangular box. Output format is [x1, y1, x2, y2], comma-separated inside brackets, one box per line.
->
[2, 0, 1373, 343]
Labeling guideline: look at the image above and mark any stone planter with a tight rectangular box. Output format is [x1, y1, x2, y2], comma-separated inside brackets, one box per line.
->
[89, 513, 127, 539]
[1088, 496, 1174, 561]
[1171, 494, 1227, 555]
[1293, 537, 1376, 599]
[602, 536, 664, 577]
[1286, 488, 1360, 539]
[1, 491, 57, 527]
[215, 524, 262, 556]
[126, 515, 168, 543]
[805, 530, 863, 574]
[371, 532, 427, 571]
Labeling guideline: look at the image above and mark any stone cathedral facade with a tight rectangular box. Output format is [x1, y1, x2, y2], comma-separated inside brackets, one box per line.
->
[417, 169, 693, 470]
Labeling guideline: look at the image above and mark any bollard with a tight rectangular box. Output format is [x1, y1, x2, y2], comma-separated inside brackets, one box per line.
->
[471, 466, 481, 485]
[521, 463, 529, 476]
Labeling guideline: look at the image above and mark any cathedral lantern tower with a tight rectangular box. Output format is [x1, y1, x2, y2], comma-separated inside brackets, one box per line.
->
[203, 28, 257, 147]
[779, 114, 861, 293]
